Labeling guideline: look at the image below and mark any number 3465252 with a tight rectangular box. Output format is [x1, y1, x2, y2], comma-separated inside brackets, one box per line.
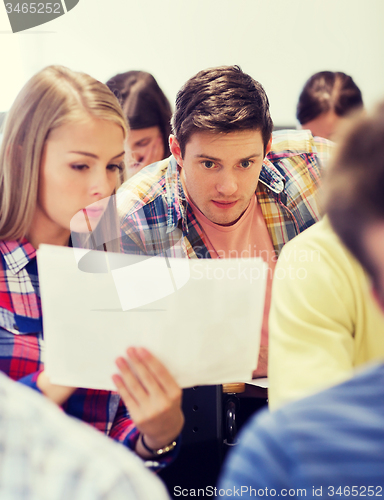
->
[5, 3, 62, 14]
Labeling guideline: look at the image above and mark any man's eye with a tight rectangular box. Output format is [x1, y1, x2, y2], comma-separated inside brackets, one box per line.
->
[240, 160, 252, 169]
[203, 161, 215, 169]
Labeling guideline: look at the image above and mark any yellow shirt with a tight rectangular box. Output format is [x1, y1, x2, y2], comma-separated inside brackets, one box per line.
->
[268, 217, 384, 410]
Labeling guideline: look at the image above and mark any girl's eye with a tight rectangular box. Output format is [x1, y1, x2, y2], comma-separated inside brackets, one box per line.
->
[240, 160, 252, 169]
[136, 139, 150, 147]
[107, 161, 125, 172]
[203, 160, 215, 169]
[71, 164, 88, 171]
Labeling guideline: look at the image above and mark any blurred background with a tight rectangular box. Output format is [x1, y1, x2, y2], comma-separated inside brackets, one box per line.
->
[0, 0, 383, 128]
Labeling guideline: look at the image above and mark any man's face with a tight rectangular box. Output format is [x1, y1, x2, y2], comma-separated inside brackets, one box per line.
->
[364, 222, 384, 310]
[170, 130, 271, 226]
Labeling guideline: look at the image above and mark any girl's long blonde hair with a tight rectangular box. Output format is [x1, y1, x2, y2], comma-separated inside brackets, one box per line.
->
[0, 65, 128, 243]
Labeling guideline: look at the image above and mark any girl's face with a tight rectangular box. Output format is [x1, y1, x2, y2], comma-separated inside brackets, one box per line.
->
[33, 115, 125, 246]
[125, 125, 165, 177]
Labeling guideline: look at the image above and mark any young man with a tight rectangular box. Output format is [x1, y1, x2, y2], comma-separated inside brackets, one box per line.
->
[117, 66, 333, 376]
[218, 102, 384, 497]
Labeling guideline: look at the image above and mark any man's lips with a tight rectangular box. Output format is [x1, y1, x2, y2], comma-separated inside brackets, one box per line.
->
[211, 200, 238, 209]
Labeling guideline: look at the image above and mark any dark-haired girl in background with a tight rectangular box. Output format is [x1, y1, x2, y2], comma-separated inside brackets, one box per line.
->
[107, 71, 172, 178]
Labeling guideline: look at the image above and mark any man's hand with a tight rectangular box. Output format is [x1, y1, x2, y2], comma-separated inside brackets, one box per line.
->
[112, 347, 184, 457]
[37, 371, 77, 405]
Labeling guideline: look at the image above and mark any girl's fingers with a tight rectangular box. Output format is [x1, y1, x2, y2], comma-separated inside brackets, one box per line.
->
[133, 347, 181, 398]
[124, 348, 164, 395]
[114, 356, 149, 405]
[112, 373, 139, 413]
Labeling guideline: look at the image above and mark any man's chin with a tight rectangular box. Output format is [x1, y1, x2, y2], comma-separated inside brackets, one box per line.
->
[209, 215, 242, 227]
[209, 210, 247, 227]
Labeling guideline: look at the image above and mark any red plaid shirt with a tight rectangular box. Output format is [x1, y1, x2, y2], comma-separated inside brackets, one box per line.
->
[0, 239, 176, 468]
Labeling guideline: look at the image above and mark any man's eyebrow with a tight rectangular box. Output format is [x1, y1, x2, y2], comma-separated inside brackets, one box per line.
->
[68, 151, 125, 160]
[194, 153, 262, 161]
[194, 154, 221, 161]
[240, 153, 262, 160]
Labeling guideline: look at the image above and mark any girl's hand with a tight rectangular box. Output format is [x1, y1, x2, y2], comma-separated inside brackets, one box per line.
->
[126, 135, 164, 177]
[112, 347, 184, 458]
[37, 371, 77, 405]
[140, 135, 164, 168]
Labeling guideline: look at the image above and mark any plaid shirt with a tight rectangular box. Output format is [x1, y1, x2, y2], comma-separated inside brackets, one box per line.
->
[0, 239, 176, 469]
[117, 130, 333, 257]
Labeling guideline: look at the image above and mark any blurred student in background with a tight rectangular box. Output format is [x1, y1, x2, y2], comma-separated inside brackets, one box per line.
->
[106, 71, 172, 178]
[296, 71, 363, 140]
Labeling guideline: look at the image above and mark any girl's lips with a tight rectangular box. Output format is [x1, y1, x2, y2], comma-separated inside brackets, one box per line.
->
[212, 200, 238, 209]
[83, 207, 104, 219]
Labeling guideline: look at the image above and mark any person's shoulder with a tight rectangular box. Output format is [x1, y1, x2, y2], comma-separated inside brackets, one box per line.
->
[271, 362, 384, 428]
[254, 363, 384, 441]
[279, 217, 359, 268]
[222, 364, 384, 489]
[0, 373, 169, 500]
[269, 129, 334, 159]
[117, 157, 172, 218]
[282, 217, 336, 246]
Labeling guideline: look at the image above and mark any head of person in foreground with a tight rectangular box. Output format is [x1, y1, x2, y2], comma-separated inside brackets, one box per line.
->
[326, 100, 384, 307]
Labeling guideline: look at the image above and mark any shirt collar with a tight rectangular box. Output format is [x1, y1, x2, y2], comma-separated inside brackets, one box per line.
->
[258, 157, 285, 194]
[164, 156, 189, 234]
[0, 239, 36, 274]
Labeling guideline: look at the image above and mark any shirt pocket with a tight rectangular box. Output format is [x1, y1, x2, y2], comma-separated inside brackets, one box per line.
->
[0, 307, 42, 335]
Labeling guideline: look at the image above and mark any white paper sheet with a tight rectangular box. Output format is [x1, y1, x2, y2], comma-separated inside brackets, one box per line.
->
[241, 378, 269, 389]
[37, 244, 267, 390]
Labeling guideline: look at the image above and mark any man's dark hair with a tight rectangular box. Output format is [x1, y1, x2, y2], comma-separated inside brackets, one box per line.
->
[106, 71, 172, 157]
[325, 101, 384, 288]
[171, 66, 273, 157]
[297, 71, 363, 125]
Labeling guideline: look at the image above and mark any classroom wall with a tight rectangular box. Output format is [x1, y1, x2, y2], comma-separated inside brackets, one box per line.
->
[0, 0, 383, 126]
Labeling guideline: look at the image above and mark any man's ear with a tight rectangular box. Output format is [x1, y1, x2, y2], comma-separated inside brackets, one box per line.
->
[169, 135, 184, 167]
[265, 136, 272, 157]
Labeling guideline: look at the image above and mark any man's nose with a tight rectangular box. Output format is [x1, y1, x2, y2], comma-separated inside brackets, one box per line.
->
[215, 172, 238, 196]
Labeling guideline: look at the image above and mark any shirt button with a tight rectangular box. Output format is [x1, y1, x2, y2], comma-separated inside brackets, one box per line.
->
[13, 324, 19, 331]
